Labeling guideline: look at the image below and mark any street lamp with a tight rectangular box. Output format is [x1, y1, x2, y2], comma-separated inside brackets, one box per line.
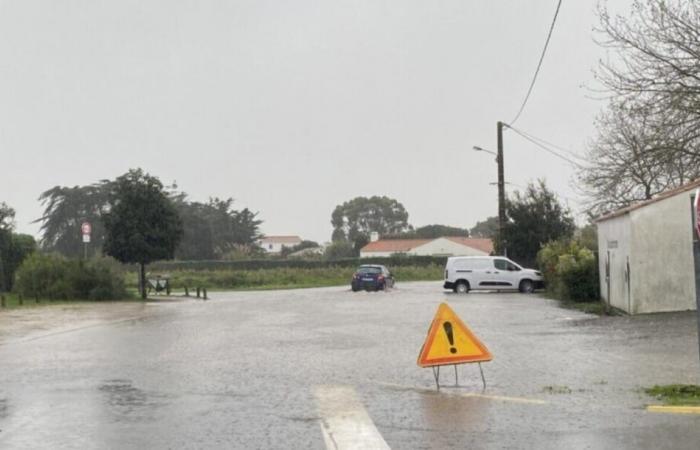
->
[472, 145, 497, 159]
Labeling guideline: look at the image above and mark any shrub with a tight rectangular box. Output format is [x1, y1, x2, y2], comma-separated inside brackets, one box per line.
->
[14, 254, 129, 301]
[537, 240, 599, 302]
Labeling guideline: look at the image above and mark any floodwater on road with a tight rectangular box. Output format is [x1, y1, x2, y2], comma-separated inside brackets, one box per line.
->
[1, 282, 699, 449]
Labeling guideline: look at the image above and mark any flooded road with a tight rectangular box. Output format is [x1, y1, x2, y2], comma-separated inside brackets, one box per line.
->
[1, 282, 699, 449]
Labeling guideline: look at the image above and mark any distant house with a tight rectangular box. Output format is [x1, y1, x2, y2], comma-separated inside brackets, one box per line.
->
[258, 235, 303, 253]
[359, 236, 493, 258]
[596, 179, 700, 314]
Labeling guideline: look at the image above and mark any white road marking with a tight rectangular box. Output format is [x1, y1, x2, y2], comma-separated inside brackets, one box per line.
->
[315, 385, 391, 450]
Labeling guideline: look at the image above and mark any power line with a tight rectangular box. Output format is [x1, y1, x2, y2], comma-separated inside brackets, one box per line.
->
[510, 0, 563, 125]
[506, 124, 585, 162]
[506, 124, 583, 168]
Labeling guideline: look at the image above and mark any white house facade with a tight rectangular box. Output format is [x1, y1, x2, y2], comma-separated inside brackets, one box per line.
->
[596, 180, 700, 314]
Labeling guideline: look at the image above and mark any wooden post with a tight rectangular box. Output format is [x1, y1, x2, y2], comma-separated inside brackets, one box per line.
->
[1, 294, 5, 308]
[196, 287, 201, 299]
[203, 288, 208, 300]
[185, 286, 189, 297]
[19, 294, 23, 306]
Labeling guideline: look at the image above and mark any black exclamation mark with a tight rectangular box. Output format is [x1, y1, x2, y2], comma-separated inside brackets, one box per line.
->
[443, 321, 457, 354]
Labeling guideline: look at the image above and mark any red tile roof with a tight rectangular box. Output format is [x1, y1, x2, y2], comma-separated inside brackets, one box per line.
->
[595, 178, 700, 222]
[445, 237, 494, 254]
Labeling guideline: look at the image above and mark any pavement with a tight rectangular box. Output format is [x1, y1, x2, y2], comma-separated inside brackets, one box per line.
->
[1, 281, 699, 449]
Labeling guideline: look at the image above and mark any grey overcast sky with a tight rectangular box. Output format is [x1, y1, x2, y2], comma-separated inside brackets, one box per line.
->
[0, 1, 630, 243]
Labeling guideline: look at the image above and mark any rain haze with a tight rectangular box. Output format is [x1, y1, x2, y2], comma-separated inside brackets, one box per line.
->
[1, 1, 626, 242]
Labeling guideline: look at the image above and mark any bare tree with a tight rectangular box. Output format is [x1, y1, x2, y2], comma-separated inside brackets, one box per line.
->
[581, 0, 700, 216]
[580, 100, 700, 217]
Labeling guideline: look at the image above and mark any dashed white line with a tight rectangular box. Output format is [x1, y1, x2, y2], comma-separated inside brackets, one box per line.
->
[315, 385, 390, 450]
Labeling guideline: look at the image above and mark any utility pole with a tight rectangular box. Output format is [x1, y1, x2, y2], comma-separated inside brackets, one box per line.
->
[497, 121, 506, 256]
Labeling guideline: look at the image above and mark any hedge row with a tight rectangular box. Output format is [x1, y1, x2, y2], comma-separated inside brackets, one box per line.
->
[148, 255, 449, 272]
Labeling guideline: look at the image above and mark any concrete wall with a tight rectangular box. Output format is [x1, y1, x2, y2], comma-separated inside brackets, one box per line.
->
[629, 192, 696, 313]
[411, 238, 489, 257]
[597, 214, 632, 312]
[359, 251, 395, 258]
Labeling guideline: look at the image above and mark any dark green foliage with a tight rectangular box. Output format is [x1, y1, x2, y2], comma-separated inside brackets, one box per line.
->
[172, 195, 262, 260]
[103, 169, 184, 265]
[14, 254, 128, 301]
[148, 255, 448, 272]
[323, 241, 357, 259]
[383, 224, 469, 240]
[281, 240, 320, 258]
[35, 182, 111, 257]
[537, 239, 599, 302]
[501, 180, 575, 267]
[102, 169, 183, 298]
[0, 203, 37, 292]
[470, 216, 499, 238]
[331, 196, 410, 251]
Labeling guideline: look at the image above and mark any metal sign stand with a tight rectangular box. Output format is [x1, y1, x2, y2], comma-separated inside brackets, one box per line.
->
[431, 363, 486, 391]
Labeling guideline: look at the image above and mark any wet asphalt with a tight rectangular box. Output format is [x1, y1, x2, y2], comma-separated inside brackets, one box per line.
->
[1, 281, 700, 449]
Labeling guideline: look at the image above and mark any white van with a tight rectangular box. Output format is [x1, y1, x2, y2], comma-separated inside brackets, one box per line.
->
[443, 256, 544, 294]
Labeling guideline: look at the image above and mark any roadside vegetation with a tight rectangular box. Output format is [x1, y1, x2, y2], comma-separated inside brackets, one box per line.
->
[127, 263, 444, 291]
[645, 385, 700, 407]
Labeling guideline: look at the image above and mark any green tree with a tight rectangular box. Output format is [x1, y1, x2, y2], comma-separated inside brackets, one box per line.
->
[501, 180, 575, 267]
[35, 182, 111, 257]
[172, 194, 263, 260]
[383, 224, 469, 239]
[331, 196, 410, 251]
[280, 240, 320, 258]
[102, 169, 183, 299]
[470, 216, 499, 238]
[0, 204, 37, 292]
[323, 241, 356, 260]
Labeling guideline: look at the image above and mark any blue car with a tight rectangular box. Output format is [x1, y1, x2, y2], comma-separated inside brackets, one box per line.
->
[351, 265, 395, 292]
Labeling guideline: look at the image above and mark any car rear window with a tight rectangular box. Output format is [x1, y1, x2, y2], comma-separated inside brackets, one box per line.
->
[358, 267, 382, 274]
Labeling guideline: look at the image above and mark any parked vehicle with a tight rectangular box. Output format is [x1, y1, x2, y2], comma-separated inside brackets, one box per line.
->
[351, 265, 395, 292]
[443, 256, 543, 294]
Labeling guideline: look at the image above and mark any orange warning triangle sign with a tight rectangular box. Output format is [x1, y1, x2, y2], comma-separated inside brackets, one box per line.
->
[417, 302, 492, 367]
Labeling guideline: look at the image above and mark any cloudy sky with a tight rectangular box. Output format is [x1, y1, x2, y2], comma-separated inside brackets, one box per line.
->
[0, 1, 630, 243]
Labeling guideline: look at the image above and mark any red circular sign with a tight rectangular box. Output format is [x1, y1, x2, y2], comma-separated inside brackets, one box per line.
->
[81, 222, 92, 235]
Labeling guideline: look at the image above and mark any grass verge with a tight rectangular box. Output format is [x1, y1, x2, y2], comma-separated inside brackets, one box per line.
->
[645, 385, 700, 406]
[127, 264, 444, 292]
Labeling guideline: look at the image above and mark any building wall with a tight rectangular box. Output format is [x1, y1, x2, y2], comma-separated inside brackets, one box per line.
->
[629, 192, 696, 313]
[411, 238, 489, 257]
[360, 251, 398, 258]
[597, 214, 632, 312]
[260, 242, 299, 253]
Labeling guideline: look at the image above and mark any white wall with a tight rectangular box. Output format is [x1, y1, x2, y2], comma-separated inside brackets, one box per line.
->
[630, 192, 696, 313]
[412, 238, 488, 257]
[597, 214, 632, 312]
[360, 251, 397, 258]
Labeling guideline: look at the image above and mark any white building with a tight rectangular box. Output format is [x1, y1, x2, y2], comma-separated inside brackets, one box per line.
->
[258, 235, 302, 254]
[359, 236, 493, 258]
[596, 180, 700, 314]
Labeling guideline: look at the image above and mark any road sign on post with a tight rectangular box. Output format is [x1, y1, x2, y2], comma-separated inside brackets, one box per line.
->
[81, 222, 91, 259]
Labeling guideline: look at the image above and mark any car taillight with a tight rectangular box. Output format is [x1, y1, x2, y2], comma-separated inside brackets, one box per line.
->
[378, 275, 384, 281]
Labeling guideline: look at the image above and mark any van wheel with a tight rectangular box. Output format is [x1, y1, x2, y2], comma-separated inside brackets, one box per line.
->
[519, 280, 534, 294]
[455, 281, 469, 294]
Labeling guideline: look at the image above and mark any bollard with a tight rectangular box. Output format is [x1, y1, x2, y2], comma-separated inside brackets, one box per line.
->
[196, 287, 200, 298]
[1, 294, 5, 308]
[19, 294, 23, 306]
[184, 286, 189, 297]
[166, 282, 171, 296]
[203, 288, 208, 300]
